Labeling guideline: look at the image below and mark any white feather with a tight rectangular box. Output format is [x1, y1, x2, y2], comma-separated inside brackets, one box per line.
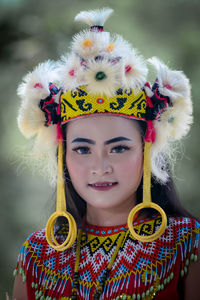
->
[148, 57, 191, 99]
[110, 34, 132, 58]
[148, 56, 192, 145]
[123, 48, 148, 90]
[75, 8, 113, 27]
[151, 150, 169, 183]
[17, 60, 58, 138]
[148, 57, 193, 183]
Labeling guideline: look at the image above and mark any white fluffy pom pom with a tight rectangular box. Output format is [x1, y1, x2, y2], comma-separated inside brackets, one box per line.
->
[56, 53, 86, 90]
[123, 49, 148, 90]
[148, 57, 191, 99]
[75, 8, 113, 27]
[85, 58, 123, 96]
[148, 57, 193, 183]
[149, 57, 193, 148]
[71, 30, 110, 59]
[17, 60, 58, 138]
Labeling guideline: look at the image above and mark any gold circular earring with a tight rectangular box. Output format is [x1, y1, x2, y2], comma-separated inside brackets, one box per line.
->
[45, 140, 77, 251]
[127, 141, 167, 243]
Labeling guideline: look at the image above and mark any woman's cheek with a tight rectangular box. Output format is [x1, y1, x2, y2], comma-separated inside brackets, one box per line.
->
[66, 154, 87, 180]
[117, 155, 143, 185]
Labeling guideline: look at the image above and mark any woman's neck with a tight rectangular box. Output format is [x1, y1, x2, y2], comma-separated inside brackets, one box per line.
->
[86, 196, 137, 227]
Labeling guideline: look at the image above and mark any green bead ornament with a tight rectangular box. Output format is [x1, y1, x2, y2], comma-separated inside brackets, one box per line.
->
[168, 116, 174, 123]
[38, 291, 42, 297]
[164, 278, 167, 285]
[137, 294, 141, 300]
[31, 282, 35, 288]
[142, 292, 145, 298]
[194, 255, 198, 262]
[13, 269, 18, 277]
[146, 290, 150, 296]
[167, 276, 170, 284]
[19, 268, 23, 275]
[157, 285, 161, 291]
[150, 286, 154, 293]
[95, 71, 107, 81]
[35, 292, 40, 300]
[160, 284, 164, 290]
[123, 295, 127, 300]
[185, 259, 189, 266]
[184, 266, 188, 274]
[190, 253, 194, 261]
[132, 294, 136, 300]
[170, 272, 174, 280]
[180, 269, 185, 277]
[22, 274, 26, 282]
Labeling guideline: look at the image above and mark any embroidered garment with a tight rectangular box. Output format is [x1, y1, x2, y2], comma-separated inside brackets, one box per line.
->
[14, 215, 200, 300]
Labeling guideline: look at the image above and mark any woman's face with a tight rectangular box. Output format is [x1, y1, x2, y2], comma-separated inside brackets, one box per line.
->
[66, 115, 143, 211]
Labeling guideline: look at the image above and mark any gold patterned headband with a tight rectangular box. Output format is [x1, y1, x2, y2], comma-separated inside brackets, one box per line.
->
[60, 85, 147, 123]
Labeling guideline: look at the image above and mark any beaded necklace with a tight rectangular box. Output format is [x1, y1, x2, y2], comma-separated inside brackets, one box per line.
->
[71, 228, 127, 300]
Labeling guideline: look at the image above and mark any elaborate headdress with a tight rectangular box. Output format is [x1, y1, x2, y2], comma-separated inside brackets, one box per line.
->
[17, 8, 192, 250]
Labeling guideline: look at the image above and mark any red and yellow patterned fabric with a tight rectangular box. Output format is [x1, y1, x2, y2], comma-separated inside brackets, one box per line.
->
[14, 215, 200, 300]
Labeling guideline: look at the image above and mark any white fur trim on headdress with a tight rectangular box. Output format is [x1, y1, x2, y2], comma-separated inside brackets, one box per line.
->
[148, 57, 193, 182]
[17, 60, 59, 186]
[75, 8, 113, 27]
[149, 57, 192, 148]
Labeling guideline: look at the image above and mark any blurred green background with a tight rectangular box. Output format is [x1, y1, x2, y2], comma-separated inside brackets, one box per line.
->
[0, 0, 200, 297]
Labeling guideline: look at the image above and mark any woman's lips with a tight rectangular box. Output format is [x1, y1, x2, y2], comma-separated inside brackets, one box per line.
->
[88, 182, 118, 191]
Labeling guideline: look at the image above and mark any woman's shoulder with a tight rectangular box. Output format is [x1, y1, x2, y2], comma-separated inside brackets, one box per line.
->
[167, 216, 200, 236]
[14, 224, 75, 275]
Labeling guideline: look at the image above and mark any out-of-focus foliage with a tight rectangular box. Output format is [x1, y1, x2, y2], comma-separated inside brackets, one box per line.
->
[0, 0, 199, 297]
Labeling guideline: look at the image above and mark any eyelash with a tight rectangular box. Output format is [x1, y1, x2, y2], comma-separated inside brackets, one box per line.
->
[72, 145, 130, 154]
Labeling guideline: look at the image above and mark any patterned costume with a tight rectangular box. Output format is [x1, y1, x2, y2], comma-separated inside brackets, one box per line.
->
[15, 215, 200, 300]
[14, 8, 199, 300]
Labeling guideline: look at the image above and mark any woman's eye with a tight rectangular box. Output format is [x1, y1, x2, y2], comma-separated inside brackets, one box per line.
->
[111, 145, 130, 153]
[72, 146, 90, 154]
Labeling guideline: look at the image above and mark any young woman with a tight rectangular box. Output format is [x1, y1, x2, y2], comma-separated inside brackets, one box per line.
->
[13, 8, 200, 300]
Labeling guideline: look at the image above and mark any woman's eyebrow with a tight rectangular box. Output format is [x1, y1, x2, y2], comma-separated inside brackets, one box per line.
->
[71, 138, 95, 144]
[71, 136, 132, 145]
[104, 136, 132, 145]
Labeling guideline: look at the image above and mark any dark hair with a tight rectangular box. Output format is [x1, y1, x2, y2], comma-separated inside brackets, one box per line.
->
[61, 119, 192, 227]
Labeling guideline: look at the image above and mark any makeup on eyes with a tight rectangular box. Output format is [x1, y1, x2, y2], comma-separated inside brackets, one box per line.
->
[72, 144, 130, 154]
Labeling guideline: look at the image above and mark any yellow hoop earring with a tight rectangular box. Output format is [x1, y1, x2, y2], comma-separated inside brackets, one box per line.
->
[45, 139, 77, 251]
[127, 141, 167, 243]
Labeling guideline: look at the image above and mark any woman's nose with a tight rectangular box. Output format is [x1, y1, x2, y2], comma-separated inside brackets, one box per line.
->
[90, 154, 113, 175]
